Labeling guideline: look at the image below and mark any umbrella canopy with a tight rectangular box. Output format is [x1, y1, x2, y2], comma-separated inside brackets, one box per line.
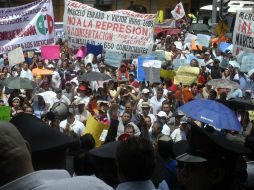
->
[179, 99, 242, 131]
[80, 72, 112, 81]
[189, 23, 210, 33]
[227, 98, 254, 111]
[207, 79, 239, 89]
[3, 77, 36, 90]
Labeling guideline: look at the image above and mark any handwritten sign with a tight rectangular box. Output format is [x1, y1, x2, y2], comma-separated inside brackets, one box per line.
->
[196, 34, 211, 47]
[41, 45, 60, 60]
[233, 10, 254, 55]
[142, 60, 162, 83]
[104, 51, 123, 67]
[173, 59, 189, 70]
[64, 0, 156, 58]
[0, 106, 11, 122]
[241, 56, 254, 72]
[174, 66, 199, 85]
[8, 47, 25, 67]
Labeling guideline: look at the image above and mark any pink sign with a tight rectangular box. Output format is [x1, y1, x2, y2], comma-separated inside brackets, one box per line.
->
[75, 46, 86, 58]
[41, 45, 60, 60]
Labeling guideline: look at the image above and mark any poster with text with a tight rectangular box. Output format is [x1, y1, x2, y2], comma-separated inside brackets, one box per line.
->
[63, 0, 156, 59]
[0, 0, 54, 54]
[233, 10, 254, 55]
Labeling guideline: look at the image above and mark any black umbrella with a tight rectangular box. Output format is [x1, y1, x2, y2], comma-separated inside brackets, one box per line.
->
[3, 77, 36, 90]
[189, 23, 210, 33]
[79, 72, 112, 82]
[227, 98, 254, 110]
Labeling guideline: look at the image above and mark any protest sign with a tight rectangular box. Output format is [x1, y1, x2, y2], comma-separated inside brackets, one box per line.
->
[75, 46, 86, 58]
[219, 42, 232, 53]
[160, 69, 175, 80]
[142, 60, 162, 83]
[184, 33, 197, 44]
[233, 10, 254, 55]
[137, 55, 156, 81]
[191, 40, 203, 50]
[241, 55, 254, 72]
[174, 66, 199, 85]
[8, 47, 25, 67]
[174, 41, 183, 50]
[0, 106, 11, 121]
[104, 50, 123, 67]
[154, 50, 165, 61]
[63, 0, 156, 58]
[0, 0, 54, 54]
[196, 34, 211, 47]
[41, 45, 60, 60]
[173, 59, 189, 69]
[82, 113, 109, 147]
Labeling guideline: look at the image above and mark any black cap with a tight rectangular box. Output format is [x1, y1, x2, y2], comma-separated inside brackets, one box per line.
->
[177, 123, 251, 163]
[10, 113, 77, 153]
[89, 141, 120, 159]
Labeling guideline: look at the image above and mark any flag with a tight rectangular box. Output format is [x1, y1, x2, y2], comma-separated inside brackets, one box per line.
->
[86, 43, 103, 56]
[171, 2, 185, 20]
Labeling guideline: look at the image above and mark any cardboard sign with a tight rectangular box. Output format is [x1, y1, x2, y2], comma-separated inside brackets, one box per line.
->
[104, 51, 123, 68]
[142, 60, 162, 83]
[160, 69, 175, 80]
[241, 55, 254, 72]
[174, 66, 199, 85]
[196, 34, 211, 47]
[82, 113, 109, 147]
[8, 47, 25, 67]
[173, 59, 189, 70]
[41, 45, 60, 60]
[0, 106, 11, 121]
[137, 55, 156, 81]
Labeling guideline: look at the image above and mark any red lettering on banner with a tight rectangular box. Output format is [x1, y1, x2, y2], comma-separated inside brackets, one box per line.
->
[76, 18, 81, 26]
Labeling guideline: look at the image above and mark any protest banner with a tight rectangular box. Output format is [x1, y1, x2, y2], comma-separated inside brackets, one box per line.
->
[160, 69, 175, 80]
[41, 45, 60, 60]
[196, 34, 211, 47]
[191, 40, 203, 50]
[104, 50, 123, 67]
[0, 0, 54, 54]
[173, 59, 189, 69]
[63, 0, 156, 59]
[174, 66, 199, 85]
[8, 47, 25, 67]
[82, 113, 109, 147]
[241, 55, 254, 72]
[154, 50, 165, 61]
[184, 33, 197, 44]
[233, 10, 254, 55]
[0, 106, 11, 121]
[219, 42, 232, 53]
[137, 55, 156, 81]
[142, 59, 162, 83]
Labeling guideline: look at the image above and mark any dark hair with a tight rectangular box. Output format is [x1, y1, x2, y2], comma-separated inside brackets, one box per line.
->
[190, 82, 197, 88]
[116, 137, 155, 181]
[80, 134, 96, 151]
[153, 121, 163, 131]
[124, 124, 135, 133]
[157, 137, 174, 159]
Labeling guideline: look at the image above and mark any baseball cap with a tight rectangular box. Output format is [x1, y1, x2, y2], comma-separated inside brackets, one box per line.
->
[142, 88, 150, 94]
[157, 111, 167, 118]
[141, 102, 150, 108]
[47, 64, 54, 69]
[78, 85, 87, 91]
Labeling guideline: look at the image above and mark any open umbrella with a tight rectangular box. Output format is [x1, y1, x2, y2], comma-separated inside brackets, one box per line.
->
[227, 98, 254, 111]
[207, 79, 239, 89]
[80, 72, 112, 81]
[3, 77, 36, 90]
[189, 23, 210, 33]
[179, 99, 242, 131]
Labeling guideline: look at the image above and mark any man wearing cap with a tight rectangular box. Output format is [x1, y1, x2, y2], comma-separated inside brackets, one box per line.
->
[204, 51, 213, 66]
[140, 102, 156, 124]
[63, 81, 74, 102]
[206, 59, 222, 79]
[52, 88, 71, 106]
[73, 99, 88, 123]
[0, 121, 113, 190]
[20, 62, 33, 81]
[170, 117, 190, 143]
[156, 111, 171, 136]
[176, 123, 249, 190]
[137, 88, 151, 113]
[128, 72, 140, 89]
[48, 64, 61, 89]
[73, 85, 90, 107]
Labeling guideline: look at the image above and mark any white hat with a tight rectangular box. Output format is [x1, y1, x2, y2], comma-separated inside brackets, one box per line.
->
[77, 99, 86, 105]
[47, 64, 54, 69]
[142, 88, 150, 94]
[157, 111, 167, 118]
[248, 68, 254, 77]
[85, 53, 94, 65]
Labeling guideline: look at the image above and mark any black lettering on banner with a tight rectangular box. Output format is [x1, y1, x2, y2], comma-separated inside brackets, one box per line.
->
[104, 42, 114, 49]
[235, 33, 254, 50]
[128, 17, 140, 25]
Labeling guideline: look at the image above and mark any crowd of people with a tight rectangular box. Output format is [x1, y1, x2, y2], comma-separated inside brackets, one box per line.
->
[0, 14, 254, 190]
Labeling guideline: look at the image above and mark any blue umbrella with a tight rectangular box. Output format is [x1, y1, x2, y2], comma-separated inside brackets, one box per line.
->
[179, 99, 241, 131]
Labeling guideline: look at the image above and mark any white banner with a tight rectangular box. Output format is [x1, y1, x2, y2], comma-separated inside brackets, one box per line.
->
[63, 0, 156, 59]
[0, 0, 54, 54]
[233, 10, 254, 55]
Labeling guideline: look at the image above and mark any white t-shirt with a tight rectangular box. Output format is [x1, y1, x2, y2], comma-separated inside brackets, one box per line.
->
[59, 119, 85, 136]
[170, 128, 187, 143]
[20, 69, 33, 81]
[150, 96, 166, 115]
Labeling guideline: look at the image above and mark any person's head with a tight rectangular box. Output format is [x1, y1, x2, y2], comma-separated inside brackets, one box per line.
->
[129, 64, 136, 71]
[145, 116, 152, 128]
[86, 63, 92, 72]
[162, 100, 171, 114]
[157, 111, 167, 124]
[65, 81, 72, 91]
[122, 111, 131, 125]
[190, 82, 198, 95]
[141, 88, 150, 101]
[12, 97, 20, 108]
[141, 102, 150, 116]
[208, 90, 217, 100]
[152, 121, 163, 136]
[120, 64, 126, 73]
[67, 112, 75, 124]
[224, 68, 230, 77]
[213, 59, 220, 68]
[23, 62, 29, 70]
[157, 135, 173, 159]
[116, 137, 155, 182]
[0, 122, 34, 186]
[79, 62, 85, 71]
[24, 106, 33, 114]
[129, 73, 135, 82]
[204, 52, 210, 61]
[190, 59, 199, 67]
[80, 133, 96, 151]
[55, 88, 62, 99]
[156, 87, 164, 100]
[37, 95, 45, 106]
[124, 124, 135, 137]
[37, 61, 43, 69]
[125, 102, 133, 113]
